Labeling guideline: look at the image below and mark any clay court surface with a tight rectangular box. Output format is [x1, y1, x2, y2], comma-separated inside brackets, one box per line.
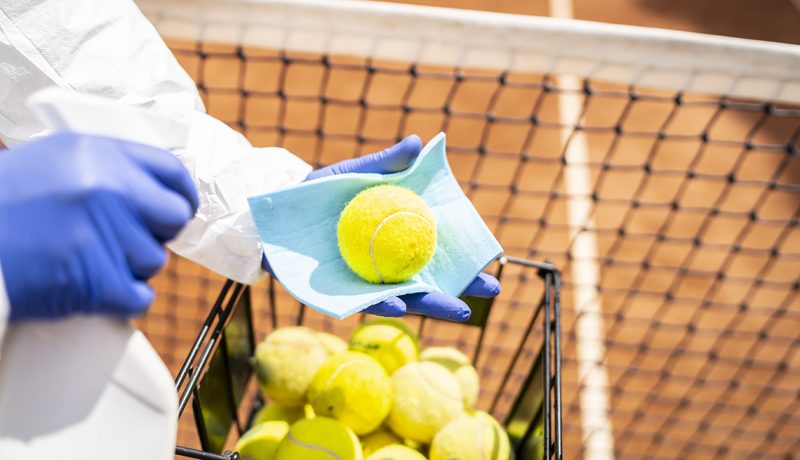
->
[134, 1, 800, 458]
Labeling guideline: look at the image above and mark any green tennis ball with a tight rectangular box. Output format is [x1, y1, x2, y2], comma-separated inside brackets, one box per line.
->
[235, 421, 290, 460]
[429, 411, 511, 460]
[337, 185, 436, 284]
[275, 417, 363, 460]
[349, 319, 419, 374]
[361, 427, 402, 457]
[366, 444, 427, 460]
[252, 402, 306, 427]
[307, 351, 393, 435]
[420, 346, 481, 408]
[317, 332, 348, 354]
[253, 327, 331, 407]
[387, 361, 465, 444]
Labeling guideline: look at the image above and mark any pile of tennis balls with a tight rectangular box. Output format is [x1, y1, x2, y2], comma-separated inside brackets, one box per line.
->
[235, 319, 512, 460]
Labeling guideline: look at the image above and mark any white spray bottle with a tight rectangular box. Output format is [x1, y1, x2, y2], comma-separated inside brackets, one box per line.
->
[0, 87, 189, 460]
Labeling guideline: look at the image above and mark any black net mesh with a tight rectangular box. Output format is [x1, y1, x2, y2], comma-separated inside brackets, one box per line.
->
[136, 37, 800, 459]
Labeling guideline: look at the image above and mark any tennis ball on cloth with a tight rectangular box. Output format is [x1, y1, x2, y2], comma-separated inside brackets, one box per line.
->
[349, 319, 419, 374]
[253, 327, 331, 407]
[420, 346, 481, 408]
[429, 411, 511, 460]
[337, 185, 437, 284]
[234, 420, 290, 460]
[366, 444, 427, 460]
[317, 331, 348, 354]
[252, 402, 306, 426]
[307, 351, 393, 435]
[361, 427, 402, 457]
[387, 361, 465, 444]
[275, 416, 363, 460]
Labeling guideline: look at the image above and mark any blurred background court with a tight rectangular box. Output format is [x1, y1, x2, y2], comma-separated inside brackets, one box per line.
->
[135, 1, 800, 458]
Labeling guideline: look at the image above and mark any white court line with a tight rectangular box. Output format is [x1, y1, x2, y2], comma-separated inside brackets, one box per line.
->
[548, 1, 616, 459]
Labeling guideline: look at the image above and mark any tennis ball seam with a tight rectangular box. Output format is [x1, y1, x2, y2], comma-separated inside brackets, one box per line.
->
[418, 364, 462, 402]
[353, 320, 421, 352]
[369, 211, 433, 283]
[476, 418, 501, 460]
[285, 431, 343, 460]
[425, 356, 468, 371]
[309, 358, 369, 408]
[351, 330, 405, 356]
[489, 419, 502, 460]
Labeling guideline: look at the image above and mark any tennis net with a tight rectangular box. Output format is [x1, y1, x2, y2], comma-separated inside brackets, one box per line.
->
[136, 1, 800, 458]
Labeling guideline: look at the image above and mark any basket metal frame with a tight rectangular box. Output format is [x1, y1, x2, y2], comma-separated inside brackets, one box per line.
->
[174, 257, 562, 459]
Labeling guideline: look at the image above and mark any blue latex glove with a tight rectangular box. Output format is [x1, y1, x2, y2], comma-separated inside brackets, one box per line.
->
[262, 135, 500, 321]
[0, 132, 198, 321]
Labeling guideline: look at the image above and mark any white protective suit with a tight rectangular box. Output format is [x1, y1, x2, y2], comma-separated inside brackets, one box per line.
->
[0, 0, 313, 344]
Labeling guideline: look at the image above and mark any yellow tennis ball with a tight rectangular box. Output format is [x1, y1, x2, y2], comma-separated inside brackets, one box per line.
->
[275, 417, 363, 460]
[337, 185, 437, 284]
[349, 319, 419, 375]
[402, 439, 424, 453]
[253, 327, 331, 407]
[429, 411, 511, 460]
[317, 331, 348, 354]
[420, 346, 481, 408]
[361, 427, 402, 457]
[366, 444, 427, 460]
[234, 420, 289, 460]
[307, 351, 393, 435]
[387, 361, 465, 444]
[531, 420, 545, 460]
[252, 402, 307, 427]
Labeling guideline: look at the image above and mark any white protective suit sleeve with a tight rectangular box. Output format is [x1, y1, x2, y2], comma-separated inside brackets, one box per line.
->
[0, 0, 312, 289]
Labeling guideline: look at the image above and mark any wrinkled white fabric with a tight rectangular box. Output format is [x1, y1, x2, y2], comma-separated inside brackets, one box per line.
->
[0, 0, 201, 145]
[0, 0, 312, 299]
[171, 112, 311, 283]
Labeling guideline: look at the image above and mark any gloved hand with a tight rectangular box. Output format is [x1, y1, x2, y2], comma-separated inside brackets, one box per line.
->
[262, 135, 500, 321]
[0, 132, 198, 321]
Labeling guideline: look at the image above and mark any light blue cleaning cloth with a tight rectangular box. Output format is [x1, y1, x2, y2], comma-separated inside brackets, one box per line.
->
[247, 132, 503, 319]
